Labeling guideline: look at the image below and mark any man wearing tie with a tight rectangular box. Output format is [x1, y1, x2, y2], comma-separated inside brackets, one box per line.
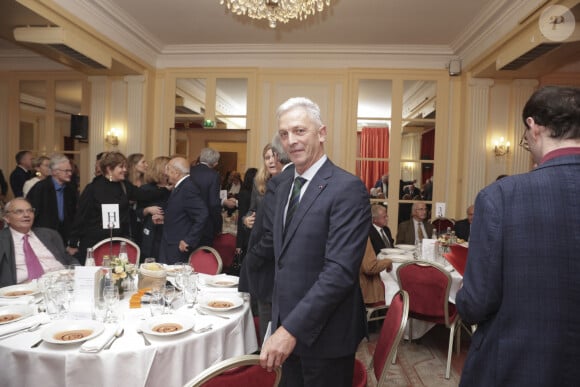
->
[159, 157, 208, 264]
[0, 198, 78, 287]
[368, 203, 394, 254]
[396, 202, 433, 245]
[259, 97, 369, 386]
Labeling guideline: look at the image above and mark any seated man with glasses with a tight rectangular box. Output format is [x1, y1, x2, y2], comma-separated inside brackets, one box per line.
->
[396, 202, 434, 245]
[0, 198, 78, 287]
[26, 153, 78, 249]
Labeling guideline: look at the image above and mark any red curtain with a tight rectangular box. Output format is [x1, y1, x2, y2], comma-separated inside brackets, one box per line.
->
[360, 127, 389, 190]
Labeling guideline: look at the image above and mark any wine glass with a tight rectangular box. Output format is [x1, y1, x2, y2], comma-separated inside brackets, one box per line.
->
[103, 286, 119, 322]
[163, 284, 176, 314]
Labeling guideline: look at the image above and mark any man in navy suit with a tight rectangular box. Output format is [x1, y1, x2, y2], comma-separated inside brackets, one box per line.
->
[9, 150, 33, 198]
[259, 97, 370, 386]
[453, 204, 473, 241]
[189, 148, 236, 246]
[159, 157, 208, 264]
[368, 203, 394, 254]
[457, 86, 580, 386]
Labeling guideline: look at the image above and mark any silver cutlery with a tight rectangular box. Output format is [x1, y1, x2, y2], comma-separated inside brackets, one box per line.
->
[30, 338, 43, 348]
[192, 324, 213, 334]
[0, 322, 42, 340]
[136, 328, 151, 346]
[104, 327, 124, 350]
[196, 307, 230, 320]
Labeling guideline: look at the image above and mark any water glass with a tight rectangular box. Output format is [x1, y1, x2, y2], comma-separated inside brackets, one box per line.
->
[149, 289, 164, 317]
[103, 286, 120, 323]
[183, 274, 198, 308]
[163, 284, 176, 314]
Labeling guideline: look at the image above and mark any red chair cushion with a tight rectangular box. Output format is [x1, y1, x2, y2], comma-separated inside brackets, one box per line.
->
[352, 359, 368, 387]
[190, 250, 219, 275]
[212, 233, 236, 269]
[373, 292, 405, 380]
[92, 241, 139, 265]
[200, 364, 278, 387]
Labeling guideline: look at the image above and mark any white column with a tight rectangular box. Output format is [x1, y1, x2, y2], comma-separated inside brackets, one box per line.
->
[511, 79, 538, 174]
[124, 75, 146, 156]
[465, 78, 494, 205]
[88, 76, 108, 178]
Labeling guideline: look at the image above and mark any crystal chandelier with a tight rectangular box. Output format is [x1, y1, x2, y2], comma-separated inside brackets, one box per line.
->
[220, 0, 332, 29]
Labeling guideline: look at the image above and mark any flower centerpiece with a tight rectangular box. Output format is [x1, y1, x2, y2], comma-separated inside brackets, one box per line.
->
[110, 257, 137, 297]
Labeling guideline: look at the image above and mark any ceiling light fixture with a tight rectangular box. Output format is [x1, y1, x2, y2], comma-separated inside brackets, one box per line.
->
[220, 0, 331, 29]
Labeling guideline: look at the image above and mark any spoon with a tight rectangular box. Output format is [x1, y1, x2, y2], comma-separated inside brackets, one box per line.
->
[136, 328, 151, 346]
[30, 338, 43, 348]
[0, 322, 42, 340]
[104, 327, 124, 350]
[196, 307, 230, 320]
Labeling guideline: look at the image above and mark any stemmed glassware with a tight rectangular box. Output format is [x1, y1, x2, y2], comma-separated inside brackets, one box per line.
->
[183, 273, 198, 309]
[103, 286, 120, 322]
[163, 284, 176, 314]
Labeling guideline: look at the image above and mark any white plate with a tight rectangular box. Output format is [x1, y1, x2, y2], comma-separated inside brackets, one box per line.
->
[381, 248, 403, 255]
[199, 296, 244, 312]
[0, 305, 34, 325]
[395, 244, 416, 251]
[41, 320, 105, 344]
[141, 314, 195, 336]
[385, 254, 414, 263]
[206, 275, 239, 288]
[0, 284, 39, 298]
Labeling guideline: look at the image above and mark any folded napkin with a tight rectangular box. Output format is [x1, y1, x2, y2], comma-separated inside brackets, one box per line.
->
[80, 324, 119, 353]
[0, 296, 35, 307]
[0, 313, 50, 337]
[192, 318, 213, 333]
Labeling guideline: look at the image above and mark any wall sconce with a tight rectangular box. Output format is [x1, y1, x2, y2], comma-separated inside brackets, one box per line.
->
[493, 137, 510, 156]
[106, 128, 119, 146]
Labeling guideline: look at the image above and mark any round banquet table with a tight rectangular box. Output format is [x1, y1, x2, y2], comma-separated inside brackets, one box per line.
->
[0, 279, 258, 387]
[378, 253, 463, 339]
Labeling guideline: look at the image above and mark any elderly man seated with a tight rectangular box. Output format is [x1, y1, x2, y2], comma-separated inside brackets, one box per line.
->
[359, 238, 392, 306]
[0, 198, 78, 287]
[396, 202, 434, 245]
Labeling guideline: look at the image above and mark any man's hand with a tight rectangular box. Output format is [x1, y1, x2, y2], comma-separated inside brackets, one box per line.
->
[152, 214, 164, 224]
[259, 326, 297, 372]
[243, 212, 256, 229]
[179, 240, 189, 252]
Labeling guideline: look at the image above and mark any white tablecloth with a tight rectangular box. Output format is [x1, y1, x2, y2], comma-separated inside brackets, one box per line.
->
[378, 255, 463, 339]
[0, 278, 258, 387]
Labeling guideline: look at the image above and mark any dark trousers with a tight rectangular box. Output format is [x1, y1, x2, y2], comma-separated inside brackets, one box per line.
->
[280, 352, 355, 387]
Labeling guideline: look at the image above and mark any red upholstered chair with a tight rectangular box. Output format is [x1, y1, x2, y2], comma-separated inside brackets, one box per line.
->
[188, 246, 223, 275]
[353, 290, 409, 386]
[183, 354, 281, 387]
[91, 237, 140, 265]
[212, 233, 237, 270]
[444, 244, 468, 275]
[365, 280, 388, 323]
[431, 217, 455, 235]
[396, 261, 461, 379]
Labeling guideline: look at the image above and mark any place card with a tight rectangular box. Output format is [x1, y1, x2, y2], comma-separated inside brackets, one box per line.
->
[435, 202, 446, 218]
[69, 266, 101, 319]
[101, 204, 120, 229]
[421, 238, 437, 262]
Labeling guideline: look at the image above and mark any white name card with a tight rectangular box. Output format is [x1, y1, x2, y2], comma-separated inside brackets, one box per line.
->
[435, 202, 446, 218]
[69, 266, 101, 319]
[102, 204, 120, 229]
[421, 238, 437, 262]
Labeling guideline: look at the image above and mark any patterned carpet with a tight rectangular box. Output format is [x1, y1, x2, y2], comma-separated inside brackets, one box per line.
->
[355, 324, 471, 386]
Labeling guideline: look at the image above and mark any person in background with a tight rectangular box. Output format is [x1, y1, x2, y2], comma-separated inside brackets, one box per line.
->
[127, 153, 149, 244]
[457, 85, 580, 386]
[26, 154, 78, 247]
[368, 203, 394, 254]
[396, 202, 433, 245]
[259, 97, 369, 386]
[359, 238, 392, 306]
[22, 156, 50, 197]
[0, 169, 7, 203]
[0, 198, 78, 287]
[226, 171, 242, 198]
[190, 148, 236, 246]
[159, 157, 208, 264]
[370, 174, 389, 198]
[235, 167, 258, 258]
[9, 150, 33, 198]
[138, 156, 170, 259]
[454, 204, 474, 242]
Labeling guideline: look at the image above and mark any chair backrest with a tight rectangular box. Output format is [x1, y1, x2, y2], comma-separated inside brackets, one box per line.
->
[212, 233, 237, 269]
[431, 217, 455, 234]
[373, 290, 409, 385]
[444, 244, 468, 275]
[183, 354, 281, 387]
[189, 246, 223, 275]
[396, 261, 453, 326]
[91, 237, 140, 265]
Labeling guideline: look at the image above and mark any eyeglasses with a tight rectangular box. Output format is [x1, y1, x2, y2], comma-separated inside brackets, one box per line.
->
[55, 169, 73, 174]
[6, 208, 35, 216]
[519, 131, 530, 152]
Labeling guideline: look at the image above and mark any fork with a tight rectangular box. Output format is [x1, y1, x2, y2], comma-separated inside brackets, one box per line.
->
[136, 328, 151, 346]
[196, 307, 230, 320]
[0, 322, 42, 340]
[104, 327, 124, 350]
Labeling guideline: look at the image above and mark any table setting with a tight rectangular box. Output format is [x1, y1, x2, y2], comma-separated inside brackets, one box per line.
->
[0, 262, 257, 387]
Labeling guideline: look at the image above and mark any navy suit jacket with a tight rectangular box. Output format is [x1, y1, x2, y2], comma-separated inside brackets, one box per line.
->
[270, 160, 369, 358]
[456, 153, 580, 386]
[0, 227, 79, 287]
[159, 176, 208, 264]
[9, 166, 31, 198]
[190, 163, 223, 246]
[454, 218, 470, 241]
[368, 226, 394, 255]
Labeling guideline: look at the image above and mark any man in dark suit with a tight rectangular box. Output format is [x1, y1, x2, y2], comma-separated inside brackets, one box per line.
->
[457, 86, 580, 386]
[189, 148, 236, 246]
[369, 203, 394, 254]
[0, 198, 78, 287]
[159, 157, 208, 264]
[396, 202, 433, 245]
[453, 204, 473, 241]
[9, 150, 33, 198]
[259, 97, 369, 386]
[0, 169, 7, 202]
[26, 154, 78, 247]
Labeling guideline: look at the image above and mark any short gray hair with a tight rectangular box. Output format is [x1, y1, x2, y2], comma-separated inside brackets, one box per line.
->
[168, 157, 190, 175]
[271, 133, 290, 164]
[276, 97, 323, 127]
[199, 148, 220, 166]
[49, 154, 70, 170]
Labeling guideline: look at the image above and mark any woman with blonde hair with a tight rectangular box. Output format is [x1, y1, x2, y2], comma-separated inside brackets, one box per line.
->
[127, 153, 148, 187]
[23, 156, 50, 197]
